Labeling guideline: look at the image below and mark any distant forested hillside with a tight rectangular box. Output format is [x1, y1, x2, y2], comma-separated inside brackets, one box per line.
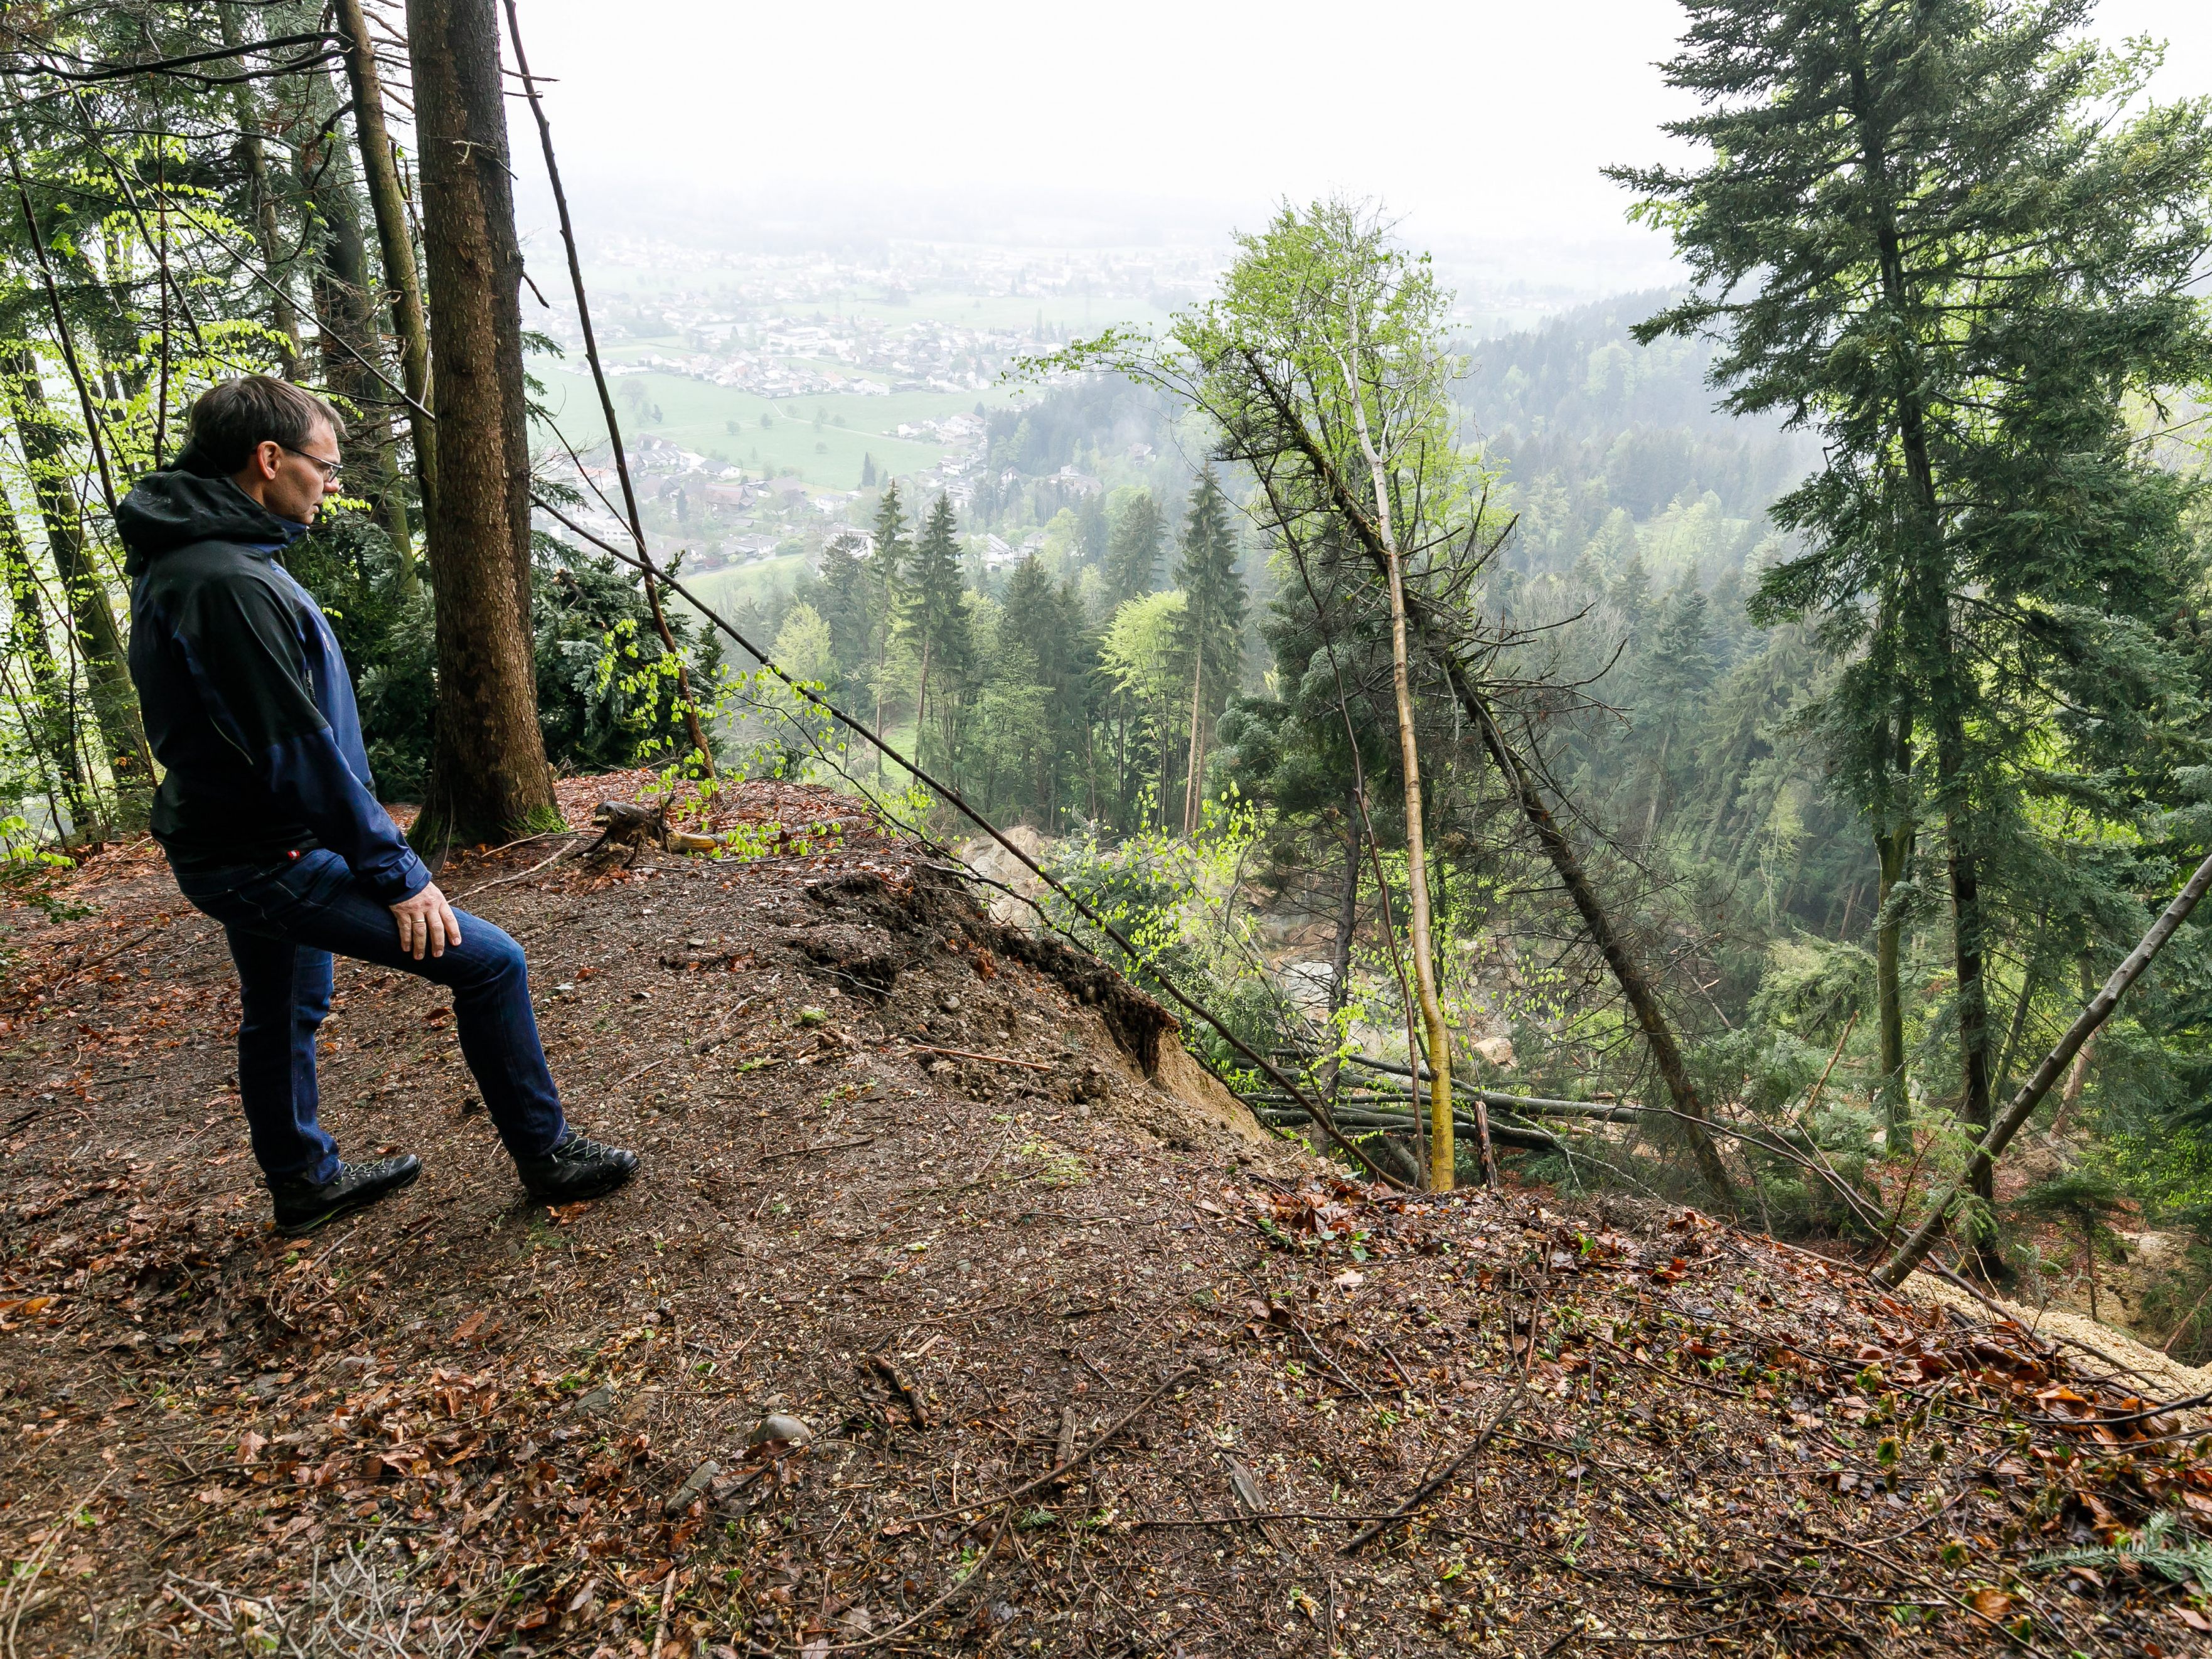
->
[1461, 291, 1818, 573]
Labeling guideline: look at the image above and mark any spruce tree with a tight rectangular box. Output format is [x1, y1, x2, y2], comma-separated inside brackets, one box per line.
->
[1617, 0, 2212, 1250]
[816, 534, 872, 698]
[899, 494, 972, 773]
[1631, 577, 1716, 847]
[1172, 466, 1246, 833]
[1104, 489, 1165, 607]
[865, 483, 911, 777]
[999, 555, 1062, 821]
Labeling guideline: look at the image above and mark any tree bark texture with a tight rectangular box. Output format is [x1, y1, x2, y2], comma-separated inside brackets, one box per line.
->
[1875, 705, 1913, 1155]
[403, 0, 556, 852]
[292, 69, 413, 558]
[1339, 333, 1453, 1191]
[337, 0, 436, 573]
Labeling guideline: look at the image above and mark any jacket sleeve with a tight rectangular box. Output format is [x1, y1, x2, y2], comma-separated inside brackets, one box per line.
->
[169, 573, 432, 904]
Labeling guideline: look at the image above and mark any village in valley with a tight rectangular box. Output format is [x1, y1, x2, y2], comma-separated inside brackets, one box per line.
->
[530, 239, 1215, 603]
[527, 234, 1596, 616]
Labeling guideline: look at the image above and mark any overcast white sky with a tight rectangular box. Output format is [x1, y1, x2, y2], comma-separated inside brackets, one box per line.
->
[510, 0, 2212, 272]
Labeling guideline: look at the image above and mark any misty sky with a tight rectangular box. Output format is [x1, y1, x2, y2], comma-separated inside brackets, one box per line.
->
[513, 0, 2212, 270]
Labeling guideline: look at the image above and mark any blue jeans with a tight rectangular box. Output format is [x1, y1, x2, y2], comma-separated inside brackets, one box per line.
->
[172, 849, 567, 1184]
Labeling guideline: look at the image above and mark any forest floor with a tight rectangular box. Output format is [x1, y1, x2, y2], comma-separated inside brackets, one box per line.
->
[4, 772, 2212, 1658]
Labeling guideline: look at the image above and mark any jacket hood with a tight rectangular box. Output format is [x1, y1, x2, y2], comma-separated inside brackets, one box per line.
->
[114, 471, 305, 575]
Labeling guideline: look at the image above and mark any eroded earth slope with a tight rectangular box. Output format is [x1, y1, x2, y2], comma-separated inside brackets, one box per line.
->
[3, 776, 2210, 1656]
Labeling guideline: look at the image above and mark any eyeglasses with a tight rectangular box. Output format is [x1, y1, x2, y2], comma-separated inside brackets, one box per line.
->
[280, 443, 343, 483]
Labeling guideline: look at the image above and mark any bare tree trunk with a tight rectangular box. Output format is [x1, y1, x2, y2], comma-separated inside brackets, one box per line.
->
[1345, 486, 1451, 1176]
[2048, 955, 2098, 1139]
[336, 0, 432, 594]
[2, 351, 152, 810]
[293, 72, 414, 561]
[216, 4, 303, 380]
[1341, 339, 1452, 1191]
[403, 0, 557, 853]
[1874, 745, 1913, 1155]
[1934, 694, 1998, 1268]
[1180, 649, 1204, 836]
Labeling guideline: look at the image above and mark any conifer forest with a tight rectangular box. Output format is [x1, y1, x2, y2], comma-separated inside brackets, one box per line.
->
[8, 3, 2212, 1654]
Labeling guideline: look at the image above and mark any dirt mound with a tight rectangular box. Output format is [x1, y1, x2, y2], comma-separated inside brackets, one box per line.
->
[2, 775, 2209, 1656]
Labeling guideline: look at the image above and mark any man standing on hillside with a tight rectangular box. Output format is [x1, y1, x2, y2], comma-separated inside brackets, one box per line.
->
[117, 376, 638, 1230]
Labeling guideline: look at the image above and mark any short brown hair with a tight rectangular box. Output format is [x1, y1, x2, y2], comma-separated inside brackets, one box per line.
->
[177, 376, 345, 477]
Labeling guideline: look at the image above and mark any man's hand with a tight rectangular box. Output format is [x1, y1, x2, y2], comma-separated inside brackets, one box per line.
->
[390, 882, 463, 960]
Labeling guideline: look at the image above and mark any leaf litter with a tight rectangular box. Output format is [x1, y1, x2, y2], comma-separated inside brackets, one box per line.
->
[1, 773, 2209, 1655]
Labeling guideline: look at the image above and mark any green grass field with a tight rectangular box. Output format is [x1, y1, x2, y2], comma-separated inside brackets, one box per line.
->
[531, 265, 1171, 488]
[539, 363, 956, 489]
[681, 555, 814, 619]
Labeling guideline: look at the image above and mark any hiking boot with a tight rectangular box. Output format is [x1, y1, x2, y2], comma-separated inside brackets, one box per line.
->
[516, 1131, 638, 1203]
[271, 1153, 421, 1232]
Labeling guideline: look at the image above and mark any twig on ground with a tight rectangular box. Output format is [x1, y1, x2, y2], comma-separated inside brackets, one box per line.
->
[648, 1566, 676, 1659]
[451, 833, 586, 900]
[885, 1366, 1200, 1530]
[827, 1513, 1009, 1652]
[1340, 1372, 1524, 1554]
[865, 1352, 931, 1429]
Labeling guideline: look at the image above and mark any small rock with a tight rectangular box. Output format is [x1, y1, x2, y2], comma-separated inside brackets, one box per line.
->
[797, 1006, 828, 1027]
[664, 1457, 722, 1515]
[685, 937, 708, 948]
[1471, 1035, 1516, 1068]
[749, 1412, 813, 1447]
[939, 992, 963, 1014]
[569, 1384, 616, 1416]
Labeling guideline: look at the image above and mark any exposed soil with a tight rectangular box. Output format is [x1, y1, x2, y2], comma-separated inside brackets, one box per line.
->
[3, 773, 2211, 1656]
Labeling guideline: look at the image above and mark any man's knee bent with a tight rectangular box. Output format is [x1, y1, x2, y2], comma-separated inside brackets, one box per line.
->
[448, 914, 528, 991]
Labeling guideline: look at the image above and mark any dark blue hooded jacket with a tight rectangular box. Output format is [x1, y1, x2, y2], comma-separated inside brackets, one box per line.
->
[115, 471, 431, 904]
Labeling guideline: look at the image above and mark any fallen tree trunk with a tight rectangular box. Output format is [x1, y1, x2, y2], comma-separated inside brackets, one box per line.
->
[1255, 1106, 1563, 1155]
[1253, 1087, 1642, 1124]
[1233, 353, 1736, 1209]
[1874, 848, 2212, 1288]
[1438, 656, 1736, 1206]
